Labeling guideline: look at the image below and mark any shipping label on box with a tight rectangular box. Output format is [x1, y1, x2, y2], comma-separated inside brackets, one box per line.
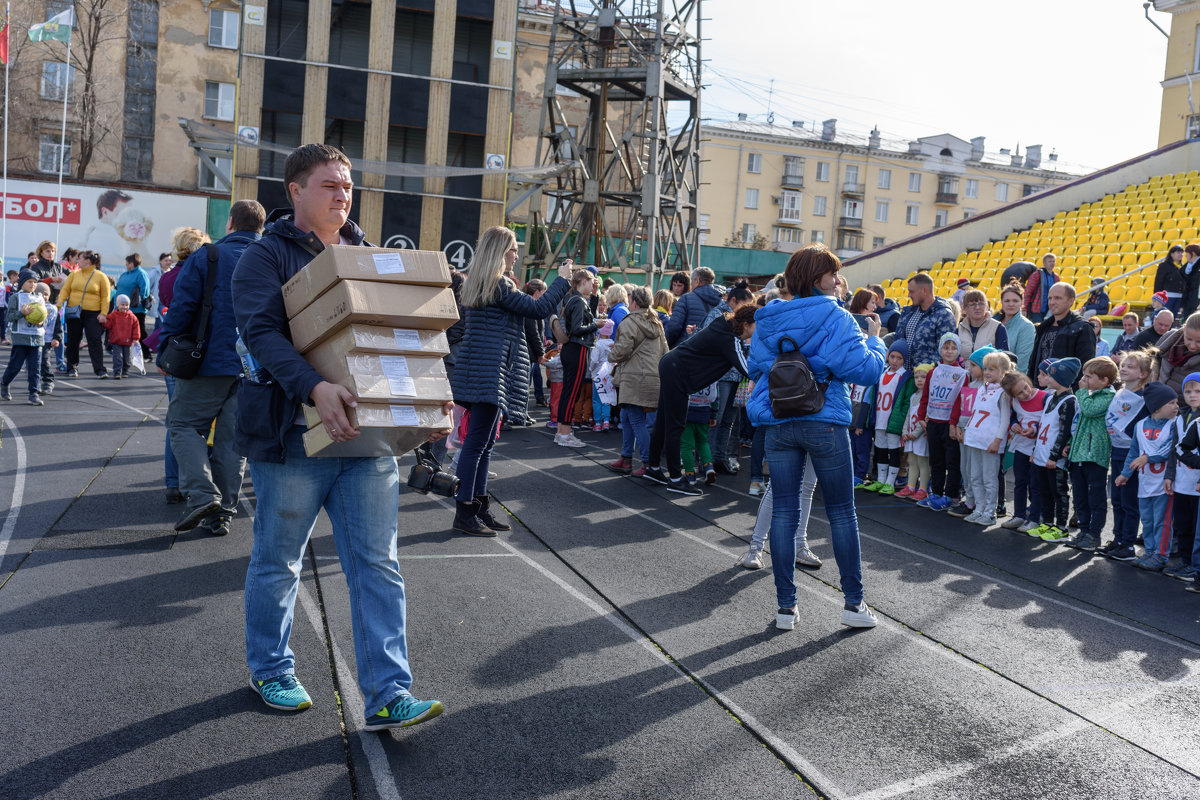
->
[282, 245, 452, 318]
[313, 324, 450, 358]
[288, 282, 460, 353]
[305, 347, 452, 403]
[302, 403, 452, 457]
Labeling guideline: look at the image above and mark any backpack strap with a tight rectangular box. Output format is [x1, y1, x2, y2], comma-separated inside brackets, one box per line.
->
[191, 243, 220, 349]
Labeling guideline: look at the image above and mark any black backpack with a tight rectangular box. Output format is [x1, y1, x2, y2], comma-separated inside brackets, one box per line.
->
[769, 336, 828, 418]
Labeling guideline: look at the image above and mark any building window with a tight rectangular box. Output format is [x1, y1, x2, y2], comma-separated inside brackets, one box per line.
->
[209, 8, 239, 49]
[744, 187, 759, 209]
[811, 230, 825, 244]
[1022, 184, 1039, 197]
[995, 182, 1009, 202]
[837, 231, 863, 252]
[199, 156, 233, 190]
[813, 196, 827, 216]
[779, 190, 802, 222]
[842, 199, 863, 219]
[844, 164, 859, 185]
[40, 62, 75, 101]
[963, 208, 978, 219]
[878, 168, 891, 190]
[773, 227, 804, 244]
[203, 81, 236, 121]
[39, 133, 71, 174]
[905, 203, 919, 226]
[875, 200, 889, 223]
[741, 223, 757, 242]
[964, 178, 979, 199]
[747, 152, 762, 174]
[872, 236, 886, 249]
[908, 172, 921, 192]
[783, 155, 803, 179]
[934, 208, 949, 228]
[815, 162, 830, 182]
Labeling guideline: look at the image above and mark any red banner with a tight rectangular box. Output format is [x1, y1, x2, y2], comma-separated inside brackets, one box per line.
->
[1, 192, 83, 225]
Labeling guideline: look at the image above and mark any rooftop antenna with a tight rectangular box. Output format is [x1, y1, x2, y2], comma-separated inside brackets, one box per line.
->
[766, 79, 775, 124]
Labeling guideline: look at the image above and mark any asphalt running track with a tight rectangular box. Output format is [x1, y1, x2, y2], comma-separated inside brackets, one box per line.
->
[0, 373, 1198, 799]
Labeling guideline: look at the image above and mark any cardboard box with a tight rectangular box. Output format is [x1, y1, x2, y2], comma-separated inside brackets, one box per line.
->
[312, 324, 450, 358]
[282, 245, 452, 317]
[302, 403, 452, 458]
[305, 347, 452, 403]
[288, 282, 459, 353]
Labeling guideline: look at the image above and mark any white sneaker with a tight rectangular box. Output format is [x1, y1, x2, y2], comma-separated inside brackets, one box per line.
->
[842, 602, 877, 628]
[775, 606, 798, 630]
[749, 480, 764, 496]
[554, 433, 585, 448]
[1001, 516, 1025, 529]
[739, 549, 764, 570]
[972, 513, 996, 527]
[795, 547, 822, 569]
[963, 510, 984, 524]
[1018, 520, 1039, 533]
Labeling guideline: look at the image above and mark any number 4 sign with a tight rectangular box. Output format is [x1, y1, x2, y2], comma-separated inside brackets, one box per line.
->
[443, 240, 475, 271]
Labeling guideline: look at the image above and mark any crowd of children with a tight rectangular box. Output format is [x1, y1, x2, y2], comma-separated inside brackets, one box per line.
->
[850, 323, 1200, 594]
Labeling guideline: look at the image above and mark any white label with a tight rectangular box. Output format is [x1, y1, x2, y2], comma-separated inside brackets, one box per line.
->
[493, 39, 512, 60]
[390, 405, 419, 426]
[373, 252, 406, 274]
[392, 329, 422, 350]
[386, 376, 416, 396]
[379, 355, 415, 395]
[244, 5, 265, 25]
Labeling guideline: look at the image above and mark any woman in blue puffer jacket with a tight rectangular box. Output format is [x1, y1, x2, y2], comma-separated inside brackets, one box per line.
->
[746, 243, 887, 633]
[449, 226, 572, 536]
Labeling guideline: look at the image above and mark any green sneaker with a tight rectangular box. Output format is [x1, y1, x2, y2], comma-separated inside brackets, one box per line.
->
[861, 481, 884, 492]
[1039, 526, 1070, 542]
[365, 694, 444, 731]
[251, 674, 313, 711]
[877, 483, 896, 496]
[1027, 524, 1050, 538]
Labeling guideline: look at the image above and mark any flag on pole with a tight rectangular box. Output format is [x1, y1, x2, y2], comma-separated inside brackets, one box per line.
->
[0, 6, 9, 65]
[28, 7, 73, 43]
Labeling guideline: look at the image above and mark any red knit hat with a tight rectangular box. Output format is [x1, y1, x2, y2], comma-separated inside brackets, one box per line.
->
[1153, 290, 1168, 305]
[957, 277, 970, 287]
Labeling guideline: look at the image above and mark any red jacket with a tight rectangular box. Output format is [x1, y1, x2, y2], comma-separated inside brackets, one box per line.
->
[103, 309, 141, 345]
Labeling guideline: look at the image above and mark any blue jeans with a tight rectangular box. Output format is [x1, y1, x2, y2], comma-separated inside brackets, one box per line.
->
[751, 425, 766, 481]
[2, 345, 41, 395]
[765, 421, 864, 609]
[245, 426, 412, 716]
[455, 402, 502, 502]
[1013, 451, 1037, 521]
[1140, 493, 1173, 557]
[709, 380, 739, 460]
[620, 405, 653, 462]
[1068, 461, 1108, 537]
[164, 375, 179, 489]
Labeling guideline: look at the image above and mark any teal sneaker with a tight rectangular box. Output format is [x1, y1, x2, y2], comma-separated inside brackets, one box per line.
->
[365, 694, 444, 731]
[251, 674, 313, 711]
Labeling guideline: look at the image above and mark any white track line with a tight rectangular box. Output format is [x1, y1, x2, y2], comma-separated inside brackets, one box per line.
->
[240, 498, 403, 800]
[0, 412, 28, 561]
[55, 381, 164, 422]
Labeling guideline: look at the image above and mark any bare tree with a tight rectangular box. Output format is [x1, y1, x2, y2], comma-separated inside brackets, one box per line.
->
[68, 0, 126, 178]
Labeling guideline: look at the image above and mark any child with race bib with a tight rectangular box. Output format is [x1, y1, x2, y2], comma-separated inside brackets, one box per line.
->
[1064, 357, 1118, 552]
[897, 363, 934, 501]
[1101, 351, 1152, 561]
[1027, 358, 1080, 540]
[947, 347, 986, 517]
[916, 333, 967, 511]
[1116, 381, 1180, 572]
[862, 339, 909, 495]
[1165, 373, 1200, 581]
[1000, 371, 1046, 531]
[960, 348, 1012, 526]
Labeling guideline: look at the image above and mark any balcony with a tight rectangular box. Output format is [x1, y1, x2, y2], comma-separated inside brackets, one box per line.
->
[781, 172, 804, 189]
[935, 191, 958, 205]
[777, 210, 802, 225]
[838, 215, 863, 229]
[841, 181, 865, 196]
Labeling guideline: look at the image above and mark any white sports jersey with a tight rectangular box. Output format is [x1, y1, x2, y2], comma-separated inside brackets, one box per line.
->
[963, 382, 1010, 450]
[850, 383, 868, 405]
[1032, 392, 1073, 468]
[874, 367, 907, 430]
[1173, 416, 1200, 497]
[1104, 387, 1144, 451]
[902, 393, 929, 457]
[1133, 419, 1175, 498]
[1009, 389, 1046, 456]
[923, 364, 967, 422]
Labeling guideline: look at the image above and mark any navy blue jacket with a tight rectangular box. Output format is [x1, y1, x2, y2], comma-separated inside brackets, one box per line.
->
[231, 209, 366, 463]
[159, 230, 260, 377]
[666, 283, 723, 347]
[450, 276, 570, 412]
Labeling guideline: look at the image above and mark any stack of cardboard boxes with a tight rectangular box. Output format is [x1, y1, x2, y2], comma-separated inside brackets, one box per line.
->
[281, 246, 459, 457]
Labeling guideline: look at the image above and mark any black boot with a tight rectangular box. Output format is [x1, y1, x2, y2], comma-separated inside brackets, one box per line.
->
[453, 501, 496, 537]
[475, 495, 511, 531]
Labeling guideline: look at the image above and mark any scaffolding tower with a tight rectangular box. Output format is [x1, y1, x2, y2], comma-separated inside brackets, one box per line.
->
[526, 0, 702, 287]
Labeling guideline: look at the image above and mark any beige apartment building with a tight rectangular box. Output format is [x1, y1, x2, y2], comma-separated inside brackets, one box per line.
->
[700, 117, 1080, 260]
[1153, 0, 1200, 146]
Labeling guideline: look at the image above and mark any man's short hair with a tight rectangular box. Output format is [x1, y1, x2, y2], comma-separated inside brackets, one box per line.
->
[1122, 311, 1139, 323]
[868, 283, 885, 301]
[283, 143, 353, 197]
[691, 266, 715, 286]
[229, 199, 267, 233]
[907, 272, 933, 292]
[1184, 311, 1200, 331]
[97, 189, 132, 215]
[1050, 281, 1075, 300]
[1187, 244, 1200, 258]
[1042, 252, 1057, 262]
